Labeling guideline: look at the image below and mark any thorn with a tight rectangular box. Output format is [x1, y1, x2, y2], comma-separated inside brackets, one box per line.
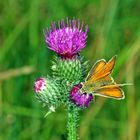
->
[44, 106, 56, 118]
[44, 110, 52, 118]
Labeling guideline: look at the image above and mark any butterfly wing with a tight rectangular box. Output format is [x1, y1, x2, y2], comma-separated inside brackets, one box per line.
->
[93, 85, 125, 99]
[84, 55, 116, 84]
[82, 56, 116, 93]
[85, 59, 106, 81]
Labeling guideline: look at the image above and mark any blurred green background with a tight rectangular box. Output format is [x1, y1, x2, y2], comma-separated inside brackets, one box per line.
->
[0, 0, 140, 139]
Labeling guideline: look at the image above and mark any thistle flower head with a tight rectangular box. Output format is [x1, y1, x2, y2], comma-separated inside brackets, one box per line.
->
[70, 84, 93, 108]
[45, 18, 88, 59]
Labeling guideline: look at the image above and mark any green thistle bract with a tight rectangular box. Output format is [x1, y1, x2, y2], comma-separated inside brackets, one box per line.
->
[34, 77, 62, 111]
[52, 56, 83, 83]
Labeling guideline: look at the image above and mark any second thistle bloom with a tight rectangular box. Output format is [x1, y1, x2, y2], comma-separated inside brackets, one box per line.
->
[70, 84, 93, 108]
[45, 18, 88, 59]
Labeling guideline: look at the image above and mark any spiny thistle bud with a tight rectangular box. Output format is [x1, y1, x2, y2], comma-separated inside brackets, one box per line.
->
[70, 84, 93, 108]
[52, 57, 83, 82]
[34, 77, 62, 111]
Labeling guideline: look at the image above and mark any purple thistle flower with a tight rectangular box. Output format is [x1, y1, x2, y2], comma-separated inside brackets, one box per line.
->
[45, 18, 88, 59]
[34, 78, 46, 93]
[70, 84, 93, 108]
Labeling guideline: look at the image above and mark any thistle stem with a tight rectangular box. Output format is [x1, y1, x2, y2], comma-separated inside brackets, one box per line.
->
[67, 106, 79, 140]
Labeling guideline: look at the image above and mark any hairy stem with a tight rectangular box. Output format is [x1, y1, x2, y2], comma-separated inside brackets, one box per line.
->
[67, 106, 79, 140]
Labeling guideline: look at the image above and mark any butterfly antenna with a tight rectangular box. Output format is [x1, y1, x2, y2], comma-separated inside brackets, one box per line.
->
[117, 83, 133, 86]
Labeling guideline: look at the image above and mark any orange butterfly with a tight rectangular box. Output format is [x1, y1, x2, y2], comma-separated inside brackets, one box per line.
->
[81, 56, 127, 100]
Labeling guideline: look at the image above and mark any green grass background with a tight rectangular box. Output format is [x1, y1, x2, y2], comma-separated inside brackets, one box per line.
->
[0, 0, 140, 139]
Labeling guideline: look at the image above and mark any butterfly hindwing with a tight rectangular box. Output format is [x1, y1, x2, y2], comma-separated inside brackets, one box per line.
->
[93, 85, 125, 99]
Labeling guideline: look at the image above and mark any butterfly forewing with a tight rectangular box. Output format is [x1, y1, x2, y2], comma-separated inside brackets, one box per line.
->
[83, 56, 116, 90]
[85, 59, 106, 81]
[92, 56, 116, 81]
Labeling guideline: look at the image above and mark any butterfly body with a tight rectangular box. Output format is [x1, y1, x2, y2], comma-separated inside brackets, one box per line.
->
[80, 56, 125, 100]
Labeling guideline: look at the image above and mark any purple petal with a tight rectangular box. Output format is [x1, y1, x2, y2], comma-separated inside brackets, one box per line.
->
[70, 84, 93, 108]
[45, 19, 88, 59]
